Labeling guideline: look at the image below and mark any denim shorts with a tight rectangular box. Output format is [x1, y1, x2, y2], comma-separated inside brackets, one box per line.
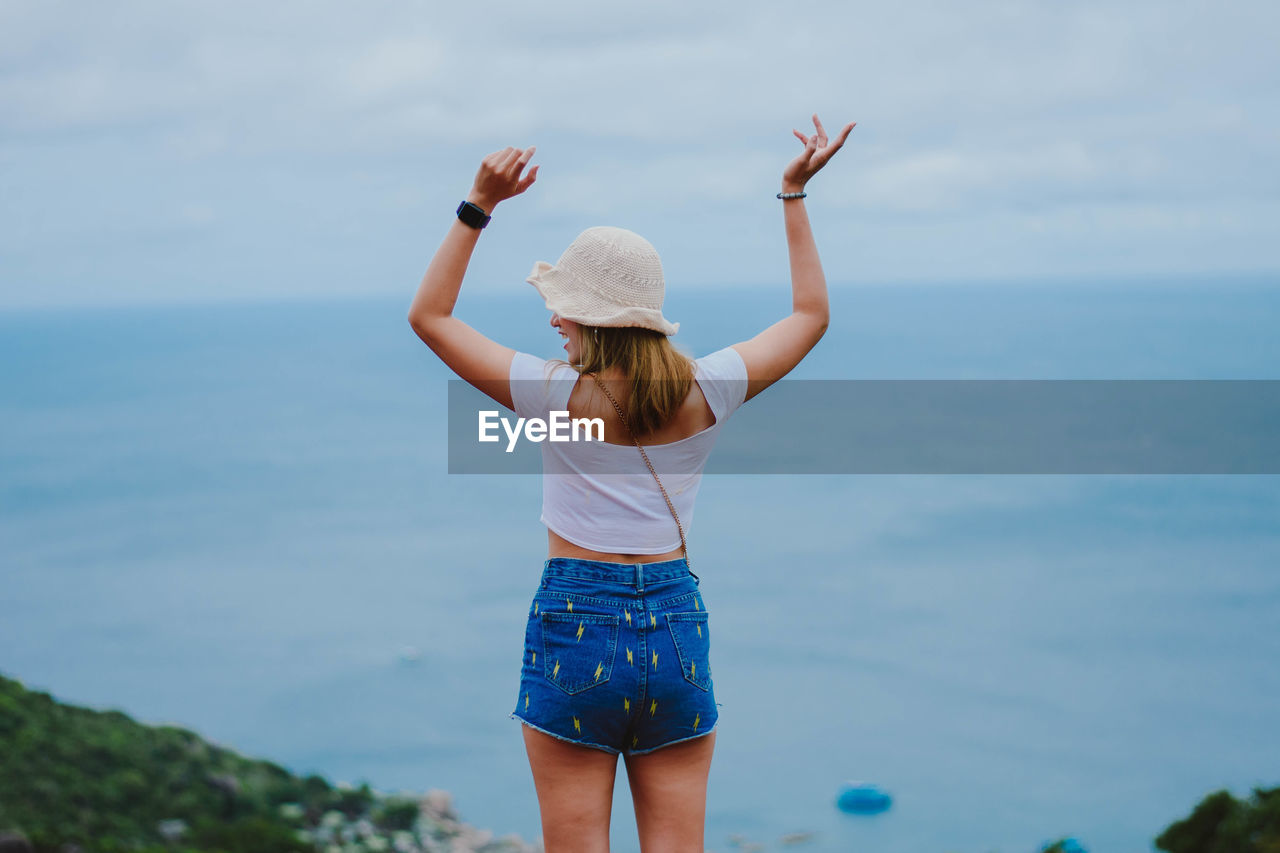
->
[510, 557, 719, 756]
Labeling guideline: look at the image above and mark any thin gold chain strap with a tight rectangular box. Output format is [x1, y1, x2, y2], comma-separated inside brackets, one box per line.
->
[588, 373, 690, 570]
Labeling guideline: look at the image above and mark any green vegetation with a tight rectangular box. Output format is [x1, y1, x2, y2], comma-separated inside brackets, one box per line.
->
[0, 672, 360, 850]
[0, 673, 529, 853]
[1156, 786, 1280, 853]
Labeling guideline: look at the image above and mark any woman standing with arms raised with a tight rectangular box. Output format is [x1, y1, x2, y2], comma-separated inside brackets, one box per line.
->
[408, 114, 855, 853]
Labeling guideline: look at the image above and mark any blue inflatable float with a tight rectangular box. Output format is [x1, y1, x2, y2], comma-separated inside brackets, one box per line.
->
[835, 781, 892, 814]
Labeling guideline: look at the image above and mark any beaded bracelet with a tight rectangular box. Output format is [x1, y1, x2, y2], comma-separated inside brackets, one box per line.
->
[777, 191, 807, 200]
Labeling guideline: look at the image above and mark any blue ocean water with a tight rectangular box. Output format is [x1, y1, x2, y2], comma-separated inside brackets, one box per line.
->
[2, 278, 1279, 853]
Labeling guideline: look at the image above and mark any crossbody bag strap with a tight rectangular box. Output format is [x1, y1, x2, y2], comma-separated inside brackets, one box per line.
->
[588, 373, 690, 571]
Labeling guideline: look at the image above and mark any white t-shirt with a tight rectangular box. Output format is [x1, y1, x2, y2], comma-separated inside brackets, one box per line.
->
[509, 346, 749, 553]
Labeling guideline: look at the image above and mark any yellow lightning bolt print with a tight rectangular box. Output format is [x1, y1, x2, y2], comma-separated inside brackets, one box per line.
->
[576, 621, 585, 642]
[632, 734, 639, 748]
[691, 661, 696, 679]
[573, 716, 581, 733]
[534, 601, 538, 615]
[693, 713, 700, 730]
[624, 609, 631, 625]
[697, 623, 702, 638]
[650, 699, 658, 717]
[525, 692, 529, 711]
[651, 650, 659, 668]
[531, 651, 536, 666]
[566, 600, 573, 612]
[650, 613, 656, 629]
[594, 662, 604, 681]
[626, 646, 633, 665]
[624, 697, 630, 713]
[695, 597, 701, 610]
[553, 660, 560, 679]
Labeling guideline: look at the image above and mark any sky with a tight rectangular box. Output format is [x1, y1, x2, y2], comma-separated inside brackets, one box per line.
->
[1, 0, 1277, 311]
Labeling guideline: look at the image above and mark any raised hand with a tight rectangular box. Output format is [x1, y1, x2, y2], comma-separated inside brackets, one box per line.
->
[781, 115, 855, 193]
[468, 146, 539, 210]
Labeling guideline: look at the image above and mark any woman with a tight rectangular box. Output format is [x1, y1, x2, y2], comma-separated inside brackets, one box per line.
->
[408, 114, 855, 853]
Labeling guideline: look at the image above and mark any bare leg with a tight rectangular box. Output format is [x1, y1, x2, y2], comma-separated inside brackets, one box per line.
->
[521, 723, 620, 853]
[623, 730, 716, 853]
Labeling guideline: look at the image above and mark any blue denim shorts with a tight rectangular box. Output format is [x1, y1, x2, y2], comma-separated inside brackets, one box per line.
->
[510, 557, 719, 756]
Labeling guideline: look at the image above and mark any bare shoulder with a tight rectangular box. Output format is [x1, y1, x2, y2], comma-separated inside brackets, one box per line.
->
[729, 312, 826, 402]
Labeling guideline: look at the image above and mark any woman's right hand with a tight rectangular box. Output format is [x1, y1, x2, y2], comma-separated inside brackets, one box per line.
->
[781, 114, 855, 193]
[467, 145, 539, 212]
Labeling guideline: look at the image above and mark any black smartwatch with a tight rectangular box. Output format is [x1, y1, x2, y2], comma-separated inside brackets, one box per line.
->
[456, 200, 491, 230]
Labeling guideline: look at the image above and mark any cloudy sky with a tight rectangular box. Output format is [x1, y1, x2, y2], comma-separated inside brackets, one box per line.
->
[2, 0, 1277, 310]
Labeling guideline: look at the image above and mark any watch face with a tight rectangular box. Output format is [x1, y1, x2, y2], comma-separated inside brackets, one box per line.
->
[457, 201, 489, 228]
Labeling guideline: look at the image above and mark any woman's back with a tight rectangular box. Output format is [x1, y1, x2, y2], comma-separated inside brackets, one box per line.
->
[564, 369, 715, 447]
[510, 346, 749, 555]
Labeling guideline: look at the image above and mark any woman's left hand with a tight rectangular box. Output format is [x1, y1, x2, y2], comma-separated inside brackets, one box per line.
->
[781, 115, 855, 193]
[468, 146, 539, 211]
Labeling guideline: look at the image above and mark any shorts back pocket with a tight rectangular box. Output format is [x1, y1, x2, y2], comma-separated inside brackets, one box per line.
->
[540, 611, 620, 695]
[665, 611, 712, 691]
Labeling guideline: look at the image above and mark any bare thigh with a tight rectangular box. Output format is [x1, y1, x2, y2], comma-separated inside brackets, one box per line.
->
[623, 730, 716, 853]
[522, 723, 620, 853]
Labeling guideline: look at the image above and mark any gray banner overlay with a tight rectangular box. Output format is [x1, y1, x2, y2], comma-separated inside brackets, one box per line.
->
[448, 379, 1280, 474]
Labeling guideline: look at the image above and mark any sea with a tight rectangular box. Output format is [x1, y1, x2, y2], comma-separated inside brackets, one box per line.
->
[2, 277, 1278, 853]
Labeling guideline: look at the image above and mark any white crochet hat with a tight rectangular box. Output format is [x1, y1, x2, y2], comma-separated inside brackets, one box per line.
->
[526, 226, 680, 335]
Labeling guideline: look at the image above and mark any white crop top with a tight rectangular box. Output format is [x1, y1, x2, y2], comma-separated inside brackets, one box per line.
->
[509, 346, 749, 553]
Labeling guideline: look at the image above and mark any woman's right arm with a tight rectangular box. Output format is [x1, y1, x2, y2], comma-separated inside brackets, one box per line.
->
[407, 146, 538, 410]
[731, 115, 855, 402]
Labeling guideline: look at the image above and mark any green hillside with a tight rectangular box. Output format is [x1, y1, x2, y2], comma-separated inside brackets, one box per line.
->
[0, 673, 532, 853]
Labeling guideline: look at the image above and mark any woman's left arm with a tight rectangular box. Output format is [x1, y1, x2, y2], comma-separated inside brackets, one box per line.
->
[407, 146, 539, 410]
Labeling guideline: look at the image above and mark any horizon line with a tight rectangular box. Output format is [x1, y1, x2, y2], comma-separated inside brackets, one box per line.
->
[1, 268, 1277, 317]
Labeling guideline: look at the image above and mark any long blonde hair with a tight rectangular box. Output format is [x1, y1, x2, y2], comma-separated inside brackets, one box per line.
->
[558, 326, 694, 435]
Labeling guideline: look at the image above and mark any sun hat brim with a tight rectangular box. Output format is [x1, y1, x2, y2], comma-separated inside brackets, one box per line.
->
[526, 260, 680, 336]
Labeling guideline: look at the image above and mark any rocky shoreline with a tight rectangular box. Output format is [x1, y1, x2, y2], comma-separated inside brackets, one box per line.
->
[287, 787, 538, 853]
